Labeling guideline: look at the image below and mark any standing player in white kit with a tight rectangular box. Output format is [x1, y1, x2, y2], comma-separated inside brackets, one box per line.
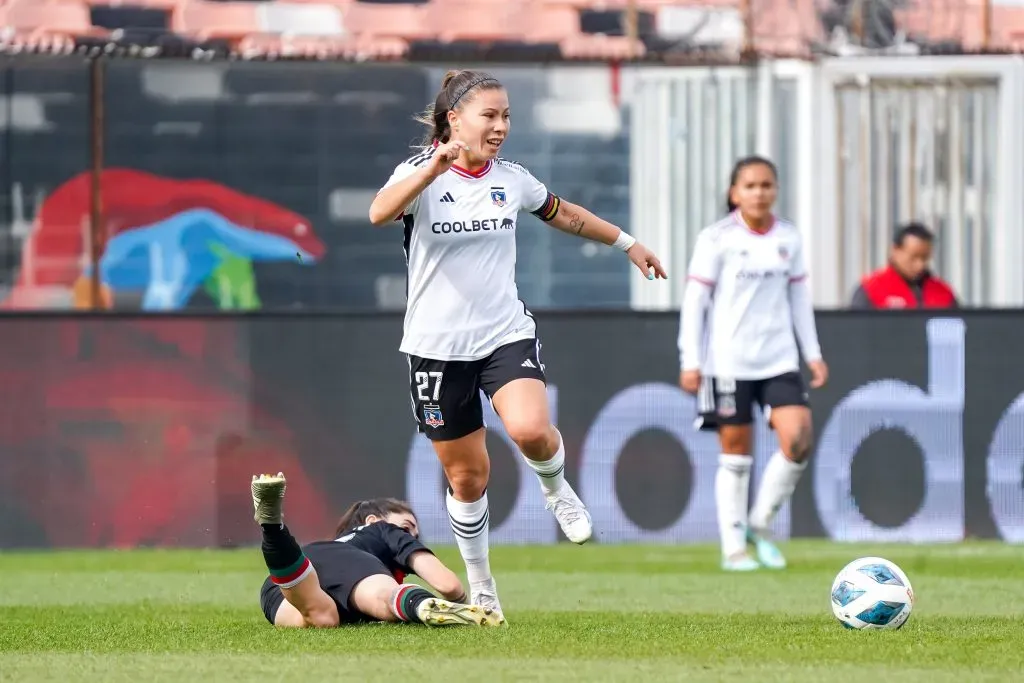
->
[369, 69, 667, 619]
[678, 156, 828, 572]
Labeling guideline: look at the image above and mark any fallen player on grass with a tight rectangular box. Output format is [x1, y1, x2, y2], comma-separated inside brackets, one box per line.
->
[252, 472, 504, 628]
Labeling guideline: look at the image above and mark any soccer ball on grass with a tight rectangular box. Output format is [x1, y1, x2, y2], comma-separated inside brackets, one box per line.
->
[830, 556, 914, 630]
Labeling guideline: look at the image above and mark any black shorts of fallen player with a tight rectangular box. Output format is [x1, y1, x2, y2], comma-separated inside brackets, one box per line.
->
[259, 542, 394, 625]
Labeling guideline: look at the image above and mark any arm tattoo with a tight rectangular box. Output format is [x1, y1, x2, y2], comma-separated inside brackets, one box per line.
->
[568, 213, 585, 236]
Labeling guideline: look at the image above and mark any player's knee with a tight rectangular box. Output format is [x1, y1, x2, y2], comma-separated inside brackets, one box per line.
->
[772, 411, 813, 461]
[303, 607, 340, 628]
[785, 426, 814, 462]
[446, 463, 489, 500]
[504, 420, 551, 456]
[718, 429, 752, 454]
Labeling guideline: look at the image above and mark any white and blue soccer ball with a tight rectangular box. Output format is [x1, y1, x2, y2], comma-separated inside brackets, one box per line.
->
[830, 556, 915, 630]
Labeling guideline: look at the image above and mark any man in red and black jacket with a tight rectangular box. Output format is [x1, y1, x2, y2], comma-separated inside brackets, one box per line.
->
[851, 223, 959, 309]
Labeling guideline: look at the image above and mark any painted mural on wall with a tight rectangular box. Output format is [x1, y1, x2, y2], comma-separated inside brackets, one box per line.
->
[4, 169, 325, 311]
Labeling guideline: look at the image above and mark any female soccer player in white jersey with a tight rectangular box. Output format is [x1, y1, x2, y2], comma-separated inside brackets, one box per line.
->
[678, 156, 828, 572]
[369, 69, 667, 618]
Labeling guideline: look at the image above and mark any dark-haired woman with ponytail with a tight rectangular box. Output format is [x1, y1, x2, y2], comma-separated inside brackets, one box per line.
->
[677, 156, 828, 573]
[252, 473, 503, 629]
[370, 69, 667, 620]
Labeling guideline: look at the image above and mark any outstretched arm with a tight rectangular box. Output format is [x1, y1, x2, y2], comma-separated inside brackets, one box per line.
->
[545, 198, 619, 243]
[541, 197, 668, 280]
[407, 551, 467, 602]
[375, 523, 467, 602]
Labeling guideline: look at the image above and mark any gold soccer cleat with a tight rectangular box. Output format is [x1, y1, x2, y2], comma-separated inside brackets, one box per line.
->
[416, 598, 506, 628]
[251, 472, 287, 525]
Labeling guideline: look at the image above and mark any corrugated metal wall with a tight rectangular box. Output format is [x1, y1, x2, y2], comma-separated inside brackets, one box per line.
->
[629, 65, 798, 309]
[630, 57, 1024, 309]
[834, 78, 999, 305]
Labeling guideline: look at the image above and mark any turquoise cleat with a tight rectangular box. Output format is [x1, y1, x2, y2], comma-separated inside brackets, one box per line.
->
[748, 530, 787, 569]
[721, 554, 761, 572]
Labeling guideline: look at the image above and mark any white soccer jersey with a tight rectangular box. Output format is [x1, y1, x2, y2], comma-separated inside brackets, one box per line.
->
[382, 148, 556, 361]
[679, 212, 822, 380]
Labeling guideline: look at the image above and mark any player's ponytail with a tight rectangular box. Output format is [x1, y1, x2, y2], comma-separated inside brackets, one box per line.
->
[725, 155, 778, 214]
[414, 69, 503, 147]
[415, 70, 459, 146]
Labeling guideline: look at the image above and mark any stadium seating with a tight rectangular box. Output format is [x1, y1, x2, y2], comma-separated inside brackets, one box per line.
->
[2, 0, 1022, 59]
[0, 0, 714, 61]
[339, 2, 432, 40]
[0, 0, 98, 37]
[171, 2, 262, 41]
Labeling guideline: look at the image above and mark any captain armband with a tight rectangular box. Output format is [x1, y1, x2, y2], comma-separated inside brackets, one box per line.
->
[531, 192, 561, 222]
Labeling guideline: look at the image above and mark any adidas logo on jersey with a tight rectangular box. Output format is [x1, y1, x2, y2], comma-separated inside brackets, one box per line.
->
[439, 192, 456, 203]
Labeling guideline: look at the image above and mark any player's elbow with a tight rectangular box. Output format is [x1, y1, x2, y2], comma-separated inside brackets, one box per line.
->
[434, 571, 465, 601]
[368, 203, 393, 226]
[440, 583, 466, 602]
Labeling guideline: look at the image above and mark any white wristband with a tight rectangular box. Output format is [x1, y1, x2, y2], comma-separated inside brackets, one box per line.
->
[612, 231, 636, 252]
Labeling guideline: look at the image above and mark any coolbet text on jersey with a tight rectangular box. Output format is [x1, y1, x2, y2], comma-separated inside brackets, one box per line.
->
[383, 149, 549, 362]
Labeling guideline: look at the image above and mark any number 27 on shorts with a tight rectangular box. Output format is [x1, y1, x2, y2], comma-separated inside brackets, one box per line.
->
[415, 371, 445, 428]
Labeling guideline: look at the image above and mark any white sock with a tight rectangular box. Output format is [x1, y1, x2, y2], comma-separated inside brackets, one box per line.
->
[716, 454, 752, 558]
[521, 428, 566, 496]
[749, 450, 807, 532]
[445, 488, 492, 585]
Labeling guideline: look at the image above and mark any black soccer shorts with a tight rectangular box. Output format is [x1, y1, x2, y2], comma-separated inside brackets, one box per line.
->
[696, 371, 809, 431]
[259, 543, 393, 625]
[407, 337, 547, 442]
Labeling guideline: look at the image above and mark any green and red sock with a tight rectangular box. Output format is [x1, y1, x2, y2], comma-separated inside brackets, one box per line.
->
[261, 523, 312, 588]
[389, 584, 434, 624]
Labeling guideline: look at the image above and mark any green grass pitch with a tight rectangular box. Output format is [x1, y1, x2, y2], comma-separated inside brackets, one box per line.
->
[1, 541, 1022, 682]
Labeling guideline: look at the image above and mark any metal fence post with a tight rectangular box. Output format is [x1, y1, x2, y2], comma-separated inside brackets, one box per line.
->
[88, 55, 105, 310]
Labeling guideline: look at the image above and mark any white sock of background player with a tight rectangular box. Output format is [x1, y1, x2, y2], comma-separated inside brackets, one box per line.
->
[749, 450, 807, 533]
[716, 454, 753, 559]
